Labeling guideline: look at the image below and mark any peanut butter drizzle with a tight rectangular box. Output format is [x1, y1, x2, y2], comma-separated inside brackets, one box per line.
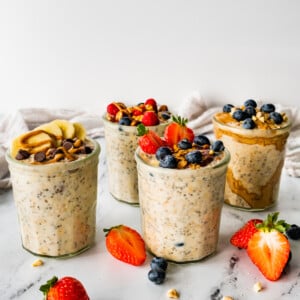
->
[225, 160, 283, 209]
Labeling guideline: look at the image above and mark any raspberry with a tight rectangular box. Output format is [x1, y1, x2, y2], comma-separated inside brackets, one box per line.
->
[107, 103, 119, 116]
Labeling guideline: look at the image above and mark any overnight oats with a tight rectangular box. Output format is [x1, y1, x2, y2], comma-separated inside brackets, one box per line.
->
[103, 99, 171, 205]
[213, 99, 291, 211]
[135, 116, 230, 263]
[6, 119, 100, 257]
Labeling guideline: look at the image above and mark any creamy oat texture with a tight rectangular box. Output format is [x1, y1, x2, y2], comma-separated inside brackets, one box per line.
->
[135, 147, 230, 262]
[6, 139, 100, 257]
[213, 113, 291, 210]
[103, 117, 167, 204]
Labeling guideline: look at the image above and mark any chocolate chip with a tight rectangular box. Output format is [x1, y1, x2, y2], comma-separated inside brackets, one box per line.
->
[34, 151, 46, 162]
[63, 141, 73, 151]
[15, 149, 30, 160]
[84, 146, 92, 154]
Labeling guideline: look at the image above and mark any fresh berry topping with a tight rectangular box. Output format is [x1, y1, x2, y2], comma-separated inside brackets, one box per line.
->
[185, 150, 202, 164]
[178, 138, 193, 149]
[40, 276, 90, 300]
[286, 224, 300, 240]
[247, 212, 291, 281]
[270, 111, 283, 124]
[230, 219, 263, 249]
[142, 111, 159, 126]
[242, 118, 256, 129]
[107, 103, 120, 116]
[103, 225, 146, 266]
[232, 109, 248, 121]
[244, 99, 257, 108]
[212, 140, 225, 152]
[194, 135, 211, 146]
[137, 124, 165, 154]
[160, 111, 171, 120]
[164, 115, 194, 147]
[244, 105, 256, 117]
[150, 257, 168, 272]
[148, 269, 166, 284]
[159, 154, 177, 168]
[223, 104, 234, 113]
[119, 116, 131, 126]
[261, 103, 276, 113]
[145, 98, 158, 111]
[155, 146, 172, 161]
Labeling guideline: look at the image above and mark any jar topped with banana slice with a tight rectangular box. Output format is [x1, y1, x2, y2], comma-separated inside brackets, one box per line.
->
[6, 120, 100, 257]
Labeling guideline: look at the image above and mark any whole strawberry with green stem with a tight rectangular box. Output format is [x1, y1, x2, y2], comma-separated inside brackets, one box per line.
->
[164, 115, 194, 147]
[137, 124, 165, 154]
[247, 212, 291, 281]
[40, 276, 90, 300]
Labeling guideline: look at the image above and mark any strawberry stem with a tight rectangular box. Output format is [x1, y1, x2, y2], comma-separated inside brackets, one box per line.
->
[137, 124, 148, 136]
[103, 225, 122, 236]
[172, 115, 188, 126]
[39, 276, 58, 299]
[256, 212, 290, 233]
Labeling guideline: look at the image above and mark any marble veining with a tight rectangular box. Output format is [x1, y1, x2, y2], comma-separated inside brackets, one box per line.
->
[0, 138, 299, 300]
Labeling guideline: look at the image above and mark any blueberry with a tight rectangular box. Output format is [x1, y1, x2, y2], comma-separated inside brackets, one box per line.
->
[185, 151, 202, 164]
[119, 116, 131, 125]
[160, 111, 171, 120]
[244, 105, 256, 117]
[244, 99, 257, 108]
[159, 155, 177, 168]
[212, 140, 225, 152]
[242, 118, 256, 129]
[148, 269, 166, 284]
[194, 135, 211, 146]
[270, 111, 283, 124]
[286, 224, 300, 240]
[178, 138, 192, 149]
[150, 257, 168, 272]
[232, 109, 248, 121]
[156, 147, 172, 161]
[261, 103, 275, 113]
[223, 104, 234, 113]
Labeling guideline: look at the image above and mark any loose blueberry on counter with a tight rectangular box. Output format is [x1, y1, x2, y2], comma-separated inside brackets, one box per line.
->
[270, 111, 283, 124]
[244, 99, 257, 108]
[156, 147, 172, 161]
[185, 150, 202, 164]
[194, 135, 211, 146]
[223, 104, 234, 113]
[159, 154, 177, 169]
[148, 257, 168, 285]
[244, 105, 256, 117]
[178, 138, 192, 149]
[243, 118, 256, 129]
[261, 103, 275, 113]
[150, 257, 168, 272]
[148, 269, 166, 285]
[212, 140, 225, 152]
[286, 224, 300, 240]
[233, 109, 248, 121]
[119, 116, 131, 126]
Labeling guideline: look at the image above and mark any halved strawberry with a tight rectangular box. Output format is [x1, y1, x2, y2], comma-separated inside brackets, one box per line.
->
[107, 102, 120, 116]
[40, 276, 90, 300]
[103, 225, 146, 266]
[137, 124, 165, 154]
[246, 212, 291, 281]
[142, 111, 159, 126]
[230, 219, 263, 249]
[164, 115, 194, 147]
[145, 98, 157, 111]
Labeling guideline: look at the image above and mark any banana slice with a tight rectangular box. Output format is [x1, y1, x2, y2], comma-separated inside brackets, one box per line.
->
[73, 122, 86, 141]
[36, 122, 63, 139]
[51, 119, 75, 139]
[11, 130, 54, 158]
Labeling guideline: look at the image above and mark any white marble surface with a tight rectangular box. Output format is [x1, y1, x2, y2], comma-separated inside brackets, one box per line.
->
[0, 137, 300, 300]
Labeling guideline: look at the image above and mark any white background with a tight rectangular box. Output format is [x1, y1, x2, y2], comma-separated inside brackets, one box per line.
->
[1, 0, 299, 115]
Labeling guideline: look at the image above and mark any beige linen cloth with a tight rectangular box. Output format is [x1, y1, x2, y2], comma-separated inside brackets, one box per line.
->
[1, 96, 300, 189]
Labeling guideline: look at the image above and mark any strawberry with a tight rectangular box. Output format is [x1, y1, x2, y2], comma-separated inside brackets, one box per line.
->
[40, 276, 89, 300]
[142, 111, 159, 126]
[137, 124, 165, 154]
[103, 224, 146, 266]
[164, 115, 194, 147]
[107, 102, 120, 116]
[230, 219, 263, 249]
[145, 98, 157, 111]
[247, 212, 291, 281]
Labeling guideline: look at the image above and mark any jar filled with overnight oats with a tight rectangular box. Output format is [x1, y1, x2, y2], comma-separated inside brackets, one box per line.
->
[213, 100, 292, 211]
[103, 100, 171, 205]
[6, 120, 100, 257]
[135, 136, 230, 263]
